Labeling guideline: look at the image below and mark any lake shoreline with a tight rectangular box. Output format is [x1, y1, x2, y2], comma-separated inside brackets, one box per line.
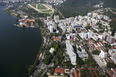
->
[4, 6, 44, 77]
[0, 6, 42, 77]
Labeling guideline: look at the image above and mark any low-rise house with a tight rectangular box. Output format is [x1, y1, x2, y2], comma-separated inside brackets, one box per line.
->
[107, 68, 116, 77]
[99, 50, 107, 59]
[53, 36, 62, 41]
[54, 68, 64, 75]
[109, 49, 116, 64]
[49, 48, 55, 54]
[76, 46, 88, 61]
[64, 69, 70, 74]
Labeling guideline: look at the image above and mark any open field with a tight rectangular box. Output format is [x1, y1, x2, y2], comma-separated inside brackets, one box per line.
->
[38, 4, 47, 9]
[28, 3, 54, 16]
[40, 9, 52, 12]
[31, 4, 36, 8]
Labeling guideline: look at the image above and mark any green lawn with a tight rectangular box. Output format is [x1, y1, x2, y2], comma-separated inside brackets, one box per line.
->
[31, 4, 36, 8]
[38, 4, 47, 9]
[41, 9, 52, 13]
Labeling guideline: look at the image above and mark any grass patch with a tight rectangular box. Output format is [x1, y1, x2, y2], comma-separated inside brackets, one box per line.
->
[38, 4, 47, 9]
[41, 9, 52, 13]
[31, 4, 36, 8]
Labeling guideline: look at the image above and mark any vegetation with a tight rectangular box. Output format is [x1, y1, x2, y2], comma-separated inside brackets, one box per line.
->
[28, 41, 43, 76]
[80, 68, 105, 77]
[53, 43, 65, 67]
[57, 0, 116, 17]
[104, 10, 116, 19]
[31, 4, 36, 8]
[38, 4, 47, 9]
[29, 4, 54, 16]
[37, 69, 44, 77]
[105, 43, 111, 48]
[92, 50, 100, 55]
[81, 68, 89, 77]
[78, 47, 82, 51]
[76, 57, 84, 67]
[85, 55, 96, 67]
[86, 26, 91, 30]
[103, 8, 116, 36]
[28, 20, 44, 76]
[57, 0, 99, 17]
[101, 0, 116, 8]
[110, 20, 116, 36]
[41, 9, 52, 13]
[44, 52, 52, 65]
[107, 63, 116, 68]
[23, 5, 49, 17]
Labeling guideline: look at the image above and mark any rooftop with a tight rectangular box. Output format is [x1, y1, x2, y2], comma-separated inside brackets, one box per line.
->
[54, 68, 64, 74]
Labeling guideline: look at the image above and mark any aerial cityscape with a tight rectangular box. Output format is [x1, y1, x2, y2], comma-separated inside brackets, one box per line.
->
[0, 0, 116, 77]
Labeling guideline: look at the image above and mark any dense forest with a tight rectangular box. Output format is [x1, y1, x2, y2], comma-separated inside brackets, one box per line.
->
[57, 0, 116, 17]
[101, 0, 116, 8]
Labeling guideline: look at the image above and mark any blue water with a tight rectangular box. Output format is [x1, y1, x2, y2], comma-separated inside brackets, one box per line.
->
[0, 6, 42, 77]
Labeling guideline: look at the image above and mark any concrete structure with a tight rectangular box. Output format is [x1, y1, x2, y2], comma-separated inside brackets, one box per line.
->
[77, 49, 88, 61]
[49, 48, 55, 54]
[66, 40, 76, 65]
[109, 49, 116, 64]
[106, 36, 115, 44]
[99, 50, 107, 59]
[79, 31, 93, 39]
[76, 45, 88, 61]
[54, 15, 59, 22]
[54, 68, 64, 75]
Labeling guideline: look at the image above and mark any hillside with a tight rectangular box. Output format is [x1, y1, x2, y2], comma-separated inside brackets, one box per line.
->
[57, 0, 116, 17]
[102, 0, 116, 8]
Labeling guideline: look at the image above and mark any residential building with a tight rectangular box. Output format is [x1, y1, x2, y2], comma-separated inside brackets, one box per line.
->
[109, 49, 116, 64]
[99, 50, 107, 59]
[66, 40, 76, 65]
[106, 36, 115, 44]
[54, 68, 64, 75]
[54, 15, 59, 22]
[49, 48, 55, 54]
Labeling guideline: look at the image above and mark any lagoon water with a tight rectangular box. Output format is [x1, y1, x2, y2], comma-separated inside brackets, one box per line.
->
[0, 6, 42, 77]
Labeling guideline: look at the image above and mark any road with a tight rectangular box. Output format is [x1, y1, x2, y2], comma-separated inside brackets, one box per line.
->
[55, 7, 65, 19]
[87, 48, 105, 75]
[28, 4, 54, 14]
[31, 18, 52, 77]
[109, 9, 116, 14]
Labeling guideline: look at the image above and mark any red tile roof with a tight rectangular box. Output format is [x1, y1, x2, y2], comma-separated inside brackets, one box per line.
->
[54, 68, 64, 74]
[79, 70, 81, 77]
[53, 36, 61, 41]
[74, 71, 78, 77]
[112, 68, 116, 74]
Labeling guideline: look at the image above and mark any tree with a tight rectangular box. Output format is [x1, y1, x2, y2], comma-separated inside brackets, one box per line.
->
[44, 52, 52, 65]
[42, 73, 47, 77]
[76, 57, 84, 67]
[111, 29, 115, 36]
[92, 50, 100, 55]
[81, 70, 86, 77]
[57, 72, 60, 76]
[50, 71, 54, 75]
[63, 73, 68, 76]
[110, 20, 116, 36]
[85, 55, 96, 67]
[72, 30, 75, 33]
[105, 43, 111, 48]
[86, 26, 91, 30]
[78, 47, 81, 51]
[107, 63, 116, 68]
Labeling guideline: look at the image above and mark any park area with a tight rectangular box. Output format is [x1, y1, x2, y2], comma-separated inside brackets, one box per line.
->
[28, 3, 54, 16]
